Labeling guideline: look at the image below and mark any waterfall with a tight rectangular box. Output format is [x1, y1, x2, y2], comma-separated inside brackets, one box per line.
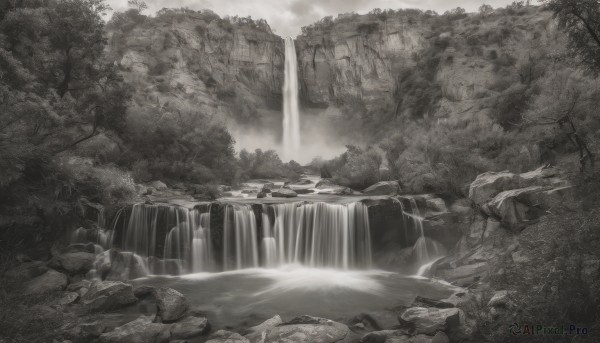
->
[223, 205, 260, 270]
[395, 197, 443, 270]
[263, 202, 372, 269]
[282, 37, 301, 161]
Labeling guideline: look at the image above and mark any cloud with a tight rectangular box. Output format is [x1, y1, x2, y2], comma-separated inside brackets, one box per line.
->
[103, 0, 517, 37]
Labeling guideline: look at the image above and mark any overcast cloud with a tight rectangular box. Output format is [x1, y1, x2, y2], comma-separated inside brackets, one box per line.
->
[104, 0, 519, 37]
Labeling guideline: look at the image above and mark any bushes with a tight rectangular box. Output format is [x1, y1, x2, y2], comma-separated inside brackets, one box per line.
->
[237, 149, 300, 180]
[323, 146, 383, 190]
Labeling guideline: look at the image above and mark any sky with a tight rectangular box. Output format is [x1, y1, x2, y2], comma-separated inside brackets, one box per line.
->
[104, 0, 520, 37]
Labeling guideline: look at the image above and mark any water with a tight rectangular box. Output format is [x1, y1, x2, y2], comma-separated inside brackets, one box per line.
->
[282, 37, 300, 161]
[223, 205, 260, 270]
[132, 266, 457, 330]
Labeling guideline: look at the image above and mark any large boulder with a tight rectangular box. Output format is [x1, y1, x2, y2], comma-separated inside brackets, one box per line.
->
[363, 181, 401, 196]
[264, 315, 359, 343]
[468, 171, 521, 205]
[98, 316, 171, 343]
[4, 261, 49, 283]
[51, 252, 95, 274]
[148, 180, 168, 190]
[207, 330, 250, 343]
[81, 281, 137, 312]
[244, 315, 282, 342]
[23, 269, 68, 295]
[398, 307, 459, 335]
[154, 287, 189, 323]
[170, 316, 209, 339]
[271, 188, 298, 198]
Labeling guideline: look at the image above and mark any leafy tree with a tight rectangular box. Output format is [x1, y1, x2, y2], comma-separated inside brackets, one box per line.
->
[543, 0, 600, 73]
[479, 4, 494, 17]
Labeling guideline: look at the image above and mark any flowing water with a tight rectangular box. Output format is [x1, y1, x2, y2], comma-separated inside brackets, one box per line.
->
[282, 37, 300, 161]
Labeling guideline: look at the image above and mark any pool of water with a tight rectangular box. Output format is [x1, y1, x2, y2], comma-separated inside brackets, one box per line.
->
[131, 265, 458, 330]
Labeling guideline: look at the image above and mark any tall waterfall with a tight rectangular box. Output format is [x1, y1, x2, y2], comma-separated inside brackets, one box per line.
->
[282, 37, 301, 161]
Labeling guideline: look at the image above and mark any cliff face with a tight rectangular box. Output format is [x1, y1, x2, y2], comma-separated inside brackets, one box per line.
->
[296, 14, 426, 108]
[107, 10, 284, 123]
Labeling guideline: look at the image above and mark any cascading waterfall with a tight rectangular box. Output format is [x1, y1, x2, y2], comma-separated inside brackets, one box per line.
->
[282, 37, 301, 161]
[395, 197, 443, 272]
[263, 202, 372, 269]
[223, 205, 260, 270]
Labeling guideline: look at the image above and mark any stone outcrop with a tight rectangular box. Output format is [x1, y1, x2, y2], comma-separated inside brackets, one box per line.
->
[50, 251, 96, 275]
[81, 280, 138, 312]
[363, 181, 402, 196]
[271, 188, 298, 198]
[398, 307, 459, 335]
[170, 315, 209, 339]
[244, 315, 283, 342]
[263, 315, 360, 343]
[98, 316, 171, 343]
[23, 269, 68, 295]
[154, 287, 189, 323]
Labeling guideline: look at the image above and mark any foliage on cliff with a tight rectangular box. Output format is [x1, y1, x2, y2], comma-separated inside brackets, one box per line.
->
[303, 3, 600, 197]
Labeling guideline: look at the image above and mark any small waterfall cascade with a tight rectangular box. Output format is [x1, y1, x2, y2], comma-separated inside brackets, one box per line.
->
[223, 205, 260, 270]
[282, 36, 301, 161]
[395, 197, 444, 271]
[261, 205, 277, 268]
[262, 202, 372, 269]
[113, 203, 214, 275]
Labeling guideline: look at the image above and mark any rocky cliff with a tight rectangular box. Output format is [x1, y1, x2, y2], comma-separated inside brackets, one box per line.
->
[107, 9, 284, 123]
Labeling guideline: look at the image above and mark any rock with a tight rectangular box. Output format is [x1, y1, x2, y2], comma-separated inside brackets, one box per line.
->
[261, 188, 272, 194]
[67, 279, 92, 292]
[51, 252, 95, 274]
[487, 290, 512, 307]
[362, 332, 433, 343]
[398, 307, 459, 335]
[206, 330, 250, 343]
[148, 180, 168, 190]
[154, 287, 189, 322]
[436, 262, 488, 287]
[55, 291, 79, 306]
[468, 171, 521, 205]
[24, 270, 68, 295]
[425, 198, 447, 213]
[98, 315, 171, 343]
[80, 321, 107, 337]
[4, 261, 49, 283]
[257, 192, 267, 199]
[431, 331, 450, 343]
[271, 188, 298, 198]
[133, 285, 155, 299]
[62, 243, 97, 254]
[411, 296, 455, 309]
[363, 181, 401, 196]
[264, 315, 359, 343]
[292, 178, 313, 185]
[294, 188, 314, 194]
[170, 316, 209, 339]
[244, 315, 282, 342]
[446, 309, 475, 341]
[485, 186, 547, 229]
[81, 281, 137, 312]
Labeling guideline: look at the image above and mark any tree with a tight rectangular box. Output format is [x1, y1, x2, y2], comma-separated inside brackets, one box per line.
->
[479, 4, 494, 17]
[522, 70, 598, 172]
[127, 0, 147, 12]
[542, 0, 600, 73]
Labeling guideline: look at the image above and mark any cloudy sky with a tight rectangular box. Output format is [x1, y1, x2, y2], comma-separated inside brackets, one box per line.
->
[104, 0, 519, 37]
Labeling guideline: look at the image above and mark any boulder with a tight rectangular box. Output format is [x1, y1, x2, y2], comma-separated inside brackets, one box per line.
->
[206, 330, 250, 343]
[98, 316, 171, 343]
[4, 261, 49, 283]
[292, 178, 313, 185]
[398, 307, 459, 335]
[133, 285, 155, 299]
[81, 281, 137, 312]
[23, 269, 68, 295]
[425, 198, 447, 213]
[148, 180, 168, 190]
[154, 287, 189, 323]
[244, 315, 282, 342]
[487, 290, 512, 308]
[431, 331, 450, 343]
[257, 192, 267, 199]
[170, 316, 209, 339]
[271, 189, 298, 198]
[468, 171, 521, 205]
[362, 332, 433, 343]
[363, 181, 401, 196]
[61, 243, 96, 254]
[485, 186, 547, 229]
[51, 252, 95, 274]
[55, 291, 80, 306]
[264, 315, 359, 343]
